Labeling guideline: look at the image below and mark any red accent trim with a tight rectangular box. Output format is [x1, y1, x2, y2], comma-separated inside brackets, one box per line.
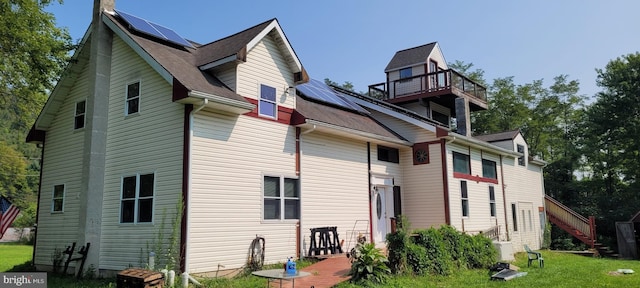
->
[32, 137, 45, 263]
[538, 206, 544, 212]
[436, 126, 448, 138]
[180, 104, 193, 272]
[172, 79, 189, 102]
[367, 143, 374, 244]
[441, 139, 450, 225]
[412, 142, 431, 165]
[244, 98, 294, 125]
[453, 172, 499, 184]
[291, 110, 306, 126]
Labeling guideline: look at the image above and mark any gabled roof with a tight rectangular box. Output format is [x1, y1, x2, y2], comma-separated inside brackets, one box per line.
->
[474, 130, 521, 143]
[195, 19, 272, 67]
[384, 42, 437, 72]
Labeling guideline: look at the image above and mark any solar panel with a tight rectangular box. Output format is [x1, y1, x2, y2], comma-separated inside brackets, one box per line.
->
[296, 79, 369, 114]
[115, 9, 194, 48]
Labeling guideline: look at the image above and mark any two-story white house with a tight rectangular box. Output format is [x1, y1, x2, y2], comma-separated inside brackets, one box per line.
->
[26, 1, 546, 276]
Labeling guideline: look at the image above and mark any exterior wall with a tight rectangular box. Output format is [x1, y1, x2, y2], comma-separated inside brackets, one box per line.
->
[99, 36, 185, 270]
[446, 143, 507, 240]
[214, 66, 237, 92]
[427, 45, 448, 70]
[503, 134, 545, 251]
[300, 132, 370, 254]
[237, 33, 295, 110]
[189, 111, 297, 273]
[34, 59, 91, 268]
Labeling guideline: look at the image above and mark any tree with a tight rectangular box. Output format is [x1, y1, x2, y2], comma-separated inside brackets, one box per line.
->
[0, 0, 73, 226]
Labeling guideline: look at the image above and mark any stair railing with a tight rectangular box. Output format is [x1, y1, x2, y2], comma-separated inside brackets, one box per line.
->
[545, 195, 596, 248]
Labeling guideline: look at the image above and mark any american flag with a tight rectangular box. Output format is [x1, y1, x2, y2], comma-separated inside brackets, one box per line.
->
[0, 196, 20, 239]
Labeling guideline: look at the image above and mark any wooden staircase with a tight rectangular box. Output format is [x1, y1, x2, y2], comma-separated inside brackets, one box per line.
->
[545, 195, 597, 248]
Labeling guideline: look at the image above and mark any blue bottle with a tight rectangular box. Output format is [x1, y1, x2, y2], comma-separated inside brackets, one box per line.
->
[286, 257, 297, 275]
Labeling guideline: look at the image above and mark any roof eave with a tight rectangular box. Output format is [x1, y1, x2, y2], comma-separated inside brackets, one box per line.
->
[299, 119, 412, 147]
[183, 90, 255, 114]
[444, 134, 521, 157]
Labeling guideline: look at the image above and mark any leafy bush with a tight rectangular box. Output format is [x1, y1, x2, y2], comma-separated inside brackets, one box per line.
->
[385, 230, 409, 274]
[348, 243, 390, 284]
[386, 225, 497, 275]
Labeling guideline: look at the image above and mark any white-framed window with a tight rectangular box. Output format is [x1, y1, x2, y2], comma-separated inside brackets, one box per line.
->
[125, 81, 141, 115]
[489, 186, 496, 217]
[259, 84, 277, 118]
[74, 100, 86, 129]
[461, 181, 469, 217]
[120, 173, 154, 223]
[52, 184, 65, 212]
[517, 144, 525, 166]
[263, 176, 299, 220]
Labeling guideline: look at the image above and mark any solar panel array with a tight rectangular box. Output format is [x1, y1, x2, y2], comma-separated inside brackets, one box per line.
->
[296, 79, 369, 114]
[115, 9, 194, 48]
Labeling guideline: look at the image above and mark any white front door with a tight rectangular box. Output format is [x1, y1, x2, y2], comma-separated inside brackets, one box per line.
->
[372, 187, 388, 245]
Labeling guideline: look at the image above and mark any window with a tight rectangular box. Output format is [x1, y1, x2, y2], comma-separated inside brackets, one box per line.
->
[517, 144, 525, 166]
[489, 186, 496, 217]
[378, 145, 399, 163]
[120, 173, 154, 223]
[482, 159, 497, 179]
[511, 203, 518, 231]
[126, 81, 140, 115]
[461, 181, 469, 217]
[259, 84, 277, 118]
[432, 110, 449, 126]
[399, 67, 412, 79]
[263, 176, 299, 220]
[453, 152, 470, 174]
[522, 210, 526, 231]
[52, 184, 65, 212]
[74, 100, 86, 129]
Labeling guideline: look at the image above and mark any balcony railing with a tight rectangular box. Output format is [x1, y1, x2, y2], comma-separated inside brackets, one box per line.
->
[545, 195, 596, 248]
[369, 69, 487, 103]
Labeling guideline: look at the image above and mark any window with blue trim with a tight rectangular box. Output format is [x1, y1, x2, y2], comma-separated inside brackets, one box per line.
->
[259, 84, 277, 118]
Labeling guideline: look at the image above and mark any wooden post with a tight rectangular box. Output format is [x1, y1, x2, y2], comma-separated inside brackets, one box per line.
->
[589, 216, 596, 248]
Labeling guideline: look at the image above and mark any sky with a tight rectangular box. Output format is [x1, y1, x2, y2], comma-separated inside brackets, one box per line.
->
[45, 1, 640, 100]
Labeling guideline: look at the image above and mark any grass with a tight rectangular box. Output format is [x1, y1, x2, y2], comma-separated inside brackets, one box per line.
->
[0, 243, 33, 272]
[4, 243, 640, 287]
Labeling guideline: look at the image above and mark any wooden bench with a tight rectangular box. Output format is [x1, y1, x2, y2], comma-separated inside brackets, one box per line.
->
[524, 245, 544, 268]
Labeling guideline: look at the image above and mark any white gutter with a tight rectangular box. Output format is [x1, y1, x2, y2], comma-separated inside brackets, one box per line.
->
[187, 90, 255, 111]
[184, 99, 208, 272]
[303, 119, 412, 146]
[443, 134, 520, 157]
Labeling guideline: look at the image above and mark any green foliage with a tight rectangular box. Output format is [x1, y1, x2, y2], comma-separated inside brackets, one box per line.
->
[542, 221, 552, 249]
[147, 198, 183, 272]
[386, 225, 497, 276]
[348, 243, 390, 285]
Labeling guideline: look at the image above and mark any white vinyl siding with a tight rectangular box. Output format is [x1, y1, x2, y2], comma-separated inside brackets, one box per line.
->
[189, 112, 297, 273]
[300, 132, 370, 254]
[34, 57, 90, 268]
[447, 144, 506, 238]
[237, 34, 295, 109]
[215, 67, 237, 91]
[100, 37, 184, 270]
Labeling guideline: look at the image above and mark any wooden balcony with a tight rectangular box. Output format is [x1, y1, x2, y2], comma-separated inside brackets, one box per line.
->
[369, 69, 488, 111]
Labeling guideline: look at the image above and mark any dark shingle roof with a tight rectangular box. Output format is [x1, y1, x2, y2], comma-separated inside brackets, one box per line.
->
[294, 96, 405, 141]
[195, 19, 274, 67]
[474, 130, 520, 143]
[384, 42, 436, 72]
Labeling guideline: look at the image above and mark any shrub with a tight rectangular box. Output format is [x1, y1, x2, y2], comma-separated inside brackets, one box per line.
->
[406, 243, 428, 275]
[386, 230, 409, 274]
[413, 228, 452, 275]
[466, 234, 497, 269]
[439, 225, 469, 268]
[348, 243, 391, 285]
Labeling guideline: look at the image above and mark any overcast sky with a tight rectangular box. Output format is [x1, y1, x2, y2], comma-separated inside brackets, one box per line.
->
[46, 1, 640, 100]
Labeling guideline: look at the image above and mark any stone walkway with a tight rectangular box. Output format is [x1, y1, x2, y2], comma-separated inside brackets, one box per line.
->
[269, 256, 351, 288]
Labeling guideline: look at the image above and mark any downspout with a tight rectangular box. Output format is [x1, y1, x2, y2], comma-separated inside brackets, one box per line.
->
[500, 155, 510, 241]
[367, 142, 373, 243]
[297, 124, 315, 259]
[442, 136, 456, 225]
[182, 99, 207, 272]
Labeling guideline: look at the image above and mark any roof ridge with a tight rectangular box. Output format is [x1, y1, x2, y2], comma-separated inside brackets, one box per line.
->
[197, 18, 276, 48]
[394, 41, 437, 54]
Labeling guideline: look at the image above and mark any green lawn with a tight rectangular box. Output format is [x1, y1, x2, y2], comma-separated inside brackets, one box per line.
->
[0, 243, 33, 272]
[3, 244, 640, 287]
